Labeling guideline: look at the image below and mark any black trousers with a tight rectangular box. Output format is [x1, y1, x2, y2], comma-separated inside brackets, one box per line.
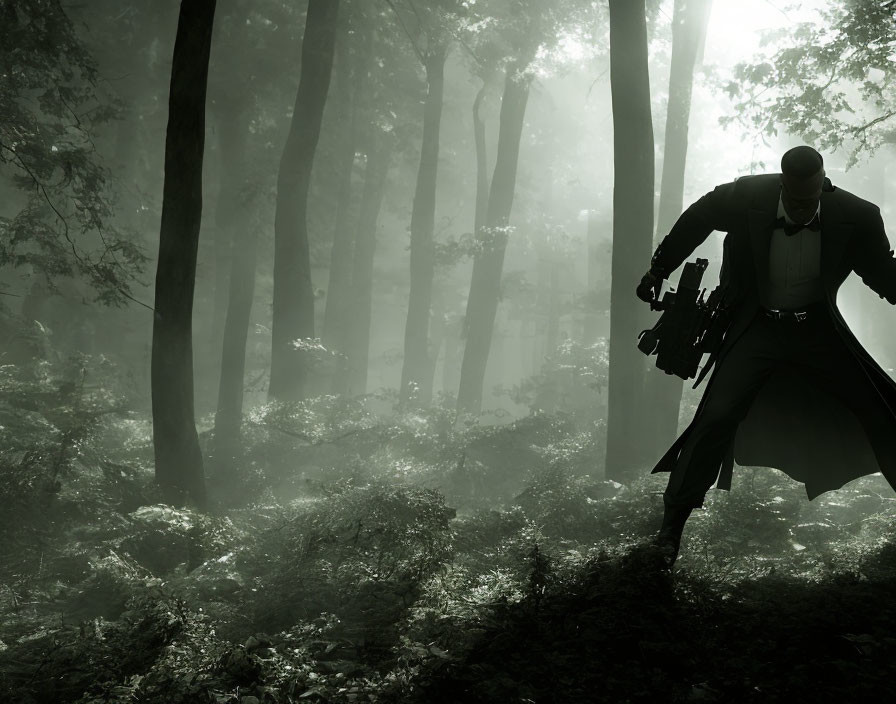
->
[664, 301, 895, 509]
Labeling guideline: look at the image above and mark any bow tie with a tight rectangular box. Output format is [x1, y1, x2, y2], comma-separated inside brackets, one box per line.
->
[775, 214, 821, 236]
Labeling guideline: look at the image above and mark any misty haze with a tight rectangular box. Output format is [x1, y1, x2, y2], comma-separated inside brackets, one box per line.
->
[2, 0, 896, 701]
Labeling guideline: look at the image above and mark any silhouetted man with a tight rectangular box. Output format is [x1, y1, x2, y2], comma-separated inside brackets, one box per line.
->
[637, 145, 896, 567]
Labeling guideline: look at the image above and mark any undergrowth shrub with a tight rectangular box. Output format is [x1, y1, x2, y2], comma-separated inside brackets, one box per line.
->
[495, 338, 609, 427]
[0, 586, 214, 704]
[513, 465, 620, 542]
[0, 355, 124, 527]
[235, 396, 384, 503]
[399, 516, 558, 680]
[0, 350, 148, 604]
[234, 392, 604, 513]
[453, 413, 580, 504]
[117, 505, 240, 575]
[246, 482, 456, 660]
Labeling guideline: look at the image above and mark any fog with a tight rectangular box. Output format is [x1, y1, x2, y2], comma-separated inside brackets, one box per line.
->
[2, 0, 896, 700]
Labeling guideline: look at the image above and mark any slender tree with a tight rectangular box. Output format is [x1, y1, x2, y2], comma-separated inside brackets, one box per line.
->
[643, 0, 712, 460]
[453, 0, 588, 414]
[437, 49, 497, 400]
[420, 56, 499, 402]
[209, 117, 232, 358]
[207, 3, 258, 473]
[151, 0, 217, 508]
[472, 79, 492, 246]
[269, 0, 340, 401]
[400, 42, 449, 406]
[456, 59, 532, 414]
[324, 10, 420, 396]
[206, 0, 258, 363]
[321, 27, 360, 357]
[345, 132, 393, 395]
[604, 0, 655, 483]
[211, 103, 256, 476]
[656, 0, 711, 237]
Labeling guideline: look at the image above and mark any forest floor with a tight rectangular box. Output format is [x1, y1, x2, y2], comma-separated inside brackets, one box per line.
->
[3, 358, 896, 703]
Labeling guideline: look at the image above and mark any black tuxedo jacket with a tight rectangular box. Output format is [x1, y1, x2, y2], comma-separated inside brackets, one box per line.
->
[650, 173, 896, 499]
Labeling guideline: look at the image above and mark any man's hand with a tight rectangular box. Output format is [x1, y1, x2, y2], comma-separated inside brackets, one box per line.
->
[637, 270, 663, 304]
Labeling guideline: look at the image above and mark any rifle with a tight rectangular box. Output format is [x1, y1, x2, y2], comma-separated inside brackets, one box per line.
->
[637, 258, 731, 388]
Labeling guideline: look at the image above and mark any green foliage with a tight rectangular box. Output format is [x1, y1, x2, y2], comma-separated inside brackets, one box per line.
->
[0, 0, 147, 303]
[497, 337, 609, 424]
[0, 348, 128, 538]
[237, 394, 599, 508]
[247, 482, 456, 657]
[513, 465, 619, 541]
[6, 331, 896, 700]
[233, 395, 383, 502]
[115, 505, 239, 576]
[0, 587, 206, 703]
[720, 0, 896, 165]
[460, 0, 597, 69]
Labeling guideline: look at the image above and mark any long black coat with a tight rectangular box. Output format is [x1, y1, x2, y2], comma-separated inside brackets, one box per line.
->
[650, 173, 896, 499]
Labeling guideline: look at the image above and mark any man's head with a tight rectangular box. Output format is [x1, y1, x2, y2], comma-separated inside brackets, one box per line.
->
[780, 146, 825, 224]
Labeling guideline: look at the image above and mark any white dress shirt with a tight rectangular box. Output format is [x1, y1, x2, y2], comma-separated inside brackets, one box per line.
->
[763, 195, 824, 310]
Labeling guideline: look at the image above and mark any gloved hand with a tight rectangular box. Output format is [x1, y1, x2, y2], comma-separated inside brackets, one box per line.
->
[636, 270, 663, 304]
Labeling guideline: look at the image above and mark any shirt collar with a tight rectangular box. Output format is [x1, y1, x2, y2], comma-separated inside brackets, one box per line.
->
[777, 193, 821, 225]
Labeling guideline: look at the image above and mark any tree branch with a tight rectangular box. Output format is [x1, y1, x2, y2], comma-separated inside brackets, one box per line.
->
[0, 139, 154, 312]
[382, 0, 426, 64]
[0, 139, 78, 263]
[454, 33, 484, 69]
[852, 110, 896, 137]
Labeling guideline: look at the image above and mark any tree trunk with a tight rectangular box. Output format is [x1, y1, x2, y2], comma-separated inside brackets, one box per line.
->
[442, 313, 462, 398]
[400, 49, 447, 406]
[644, 0, 713, 462]
[151, 0, 217, 509]
[269, 0, 340, 402]
[473, 80, 490, 237]
[345, 135, 392, 396]
[209, 133, 231, 357]
[656, 0, 712, 236]
[212, 105, 255, 476]
[457, 62, 531, 415]
[584, 210, 602, 343]
[441, 79, 489, 404]
[604, 0, 655, 483]
[425, 286, 447, 398]
[321, 27, 359, 356]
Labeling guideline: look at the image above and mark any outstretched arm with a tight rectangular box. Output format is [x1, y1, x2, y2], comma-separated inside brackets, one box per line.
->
[649, 180, 741, 278]
[852, 206, 896, 305]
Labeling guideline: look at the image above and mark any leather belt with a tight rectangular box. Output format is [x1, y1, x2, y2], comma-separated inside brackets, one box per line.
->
[761, 306, 817, 322]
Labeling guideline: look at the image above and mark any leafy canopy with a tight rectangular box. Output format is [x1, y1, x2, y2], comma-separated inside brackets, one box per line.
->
[0, 0, 146, 304]
[721, 0, 896, 166]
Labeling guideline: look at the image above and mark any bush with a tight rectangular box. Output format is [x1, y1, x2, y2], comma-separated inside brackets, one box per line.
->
[246, 482, 456, 659]
[513, 465, 620, 542]
[0, 586, 218, 704]
[495, 338, 609, 427]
